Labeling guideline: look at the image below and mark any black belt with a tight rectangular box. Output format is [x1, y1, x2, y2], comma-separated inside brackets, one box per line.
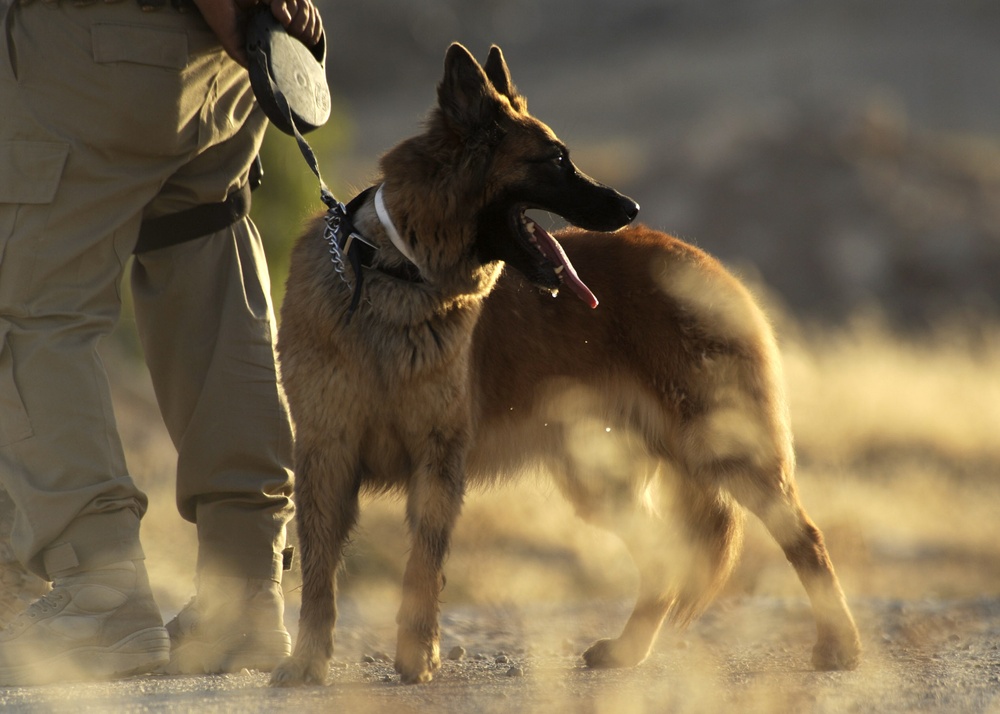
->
[134, 157, 261, 254]
[135, 0, 198, 12]
[135, 6, 330, 255]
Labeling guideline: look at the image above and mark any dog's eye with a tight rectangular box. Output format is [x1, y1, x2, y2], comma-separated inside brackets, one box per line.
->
[550, 151, 570, 169]
[531, 148, 569, 169]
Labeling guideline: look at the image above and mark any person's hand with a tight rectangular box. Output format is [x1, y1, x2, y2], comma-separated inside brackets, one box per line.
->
[193, 0, 324, 68]
[268, 0, 323, 48]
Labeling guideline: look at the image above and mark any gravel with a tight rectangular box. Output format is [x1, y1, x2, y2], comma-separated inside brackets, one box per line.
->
[1, 597, 997, 713]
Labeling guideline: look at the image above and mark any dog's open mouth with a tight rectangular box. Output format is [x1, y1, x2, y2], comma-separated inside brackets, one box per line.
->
[516, 208, 599, 309]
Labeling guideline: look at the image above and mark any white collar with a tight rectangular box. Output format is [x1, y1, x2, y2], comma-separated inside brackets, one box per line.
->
[374, 184, 418, 266]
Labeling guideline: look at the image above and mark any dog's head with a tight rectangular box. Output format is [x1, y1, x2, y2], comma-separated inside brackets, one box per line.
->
[380, 44, 638, 306]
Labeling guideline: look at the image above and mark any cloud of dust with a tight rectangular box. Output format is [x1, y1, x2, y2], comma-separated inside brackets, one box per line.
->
[3, 317, 995, 706]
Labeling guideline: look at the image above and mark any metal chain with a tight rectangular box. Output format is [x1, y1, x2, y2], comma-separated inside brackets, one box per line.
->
[321, 190, 354, 290]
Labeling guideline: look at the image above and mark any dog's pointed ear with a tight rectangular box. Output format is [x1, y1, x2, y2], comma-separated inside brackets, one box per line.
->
[483, 45, 526, 113]
[438, 43, 503, 136]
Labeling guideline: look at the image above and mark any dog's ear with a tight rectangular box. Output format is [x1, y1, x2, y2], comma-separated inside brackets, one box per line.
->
[438, 43, 504, 137]
[483, 45, 526, 113]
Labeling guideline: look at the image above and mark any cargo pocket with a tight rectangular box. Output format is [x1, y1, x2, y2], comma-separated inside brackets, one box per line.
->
[0, 141, 68, 447]
[0, 322, 31, 447]
[0, 140, 68, 205]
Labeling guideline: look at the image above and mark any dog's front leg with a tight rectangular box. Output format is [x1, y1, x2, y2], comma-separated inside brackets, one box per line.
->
[394, 434, 466, 684]
[271, 446, 362, 687]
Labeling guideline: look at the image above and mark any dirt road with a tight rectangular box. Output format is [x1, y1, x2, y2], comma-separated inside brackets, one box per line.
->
[2, 596, 997, 713]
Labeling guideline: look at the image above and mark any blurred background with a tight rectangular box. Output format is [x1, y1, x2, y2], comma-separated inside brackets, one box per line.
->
[255, 0, 1000, 328]
[103, 0, 1000, 676]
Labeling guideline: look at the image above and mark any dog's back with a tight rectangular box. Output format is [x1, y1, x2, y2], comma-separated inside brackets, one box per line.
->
[472, 224, 789, 484]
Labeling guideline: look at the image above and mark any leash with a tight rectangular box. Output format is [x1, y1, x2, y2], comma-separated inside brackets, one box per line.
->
[246, 7, 375, 319]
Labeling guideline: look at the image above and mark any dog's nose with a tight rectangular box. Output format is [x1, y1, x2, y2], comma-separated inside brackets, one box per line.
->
[621, 196, 640, 223]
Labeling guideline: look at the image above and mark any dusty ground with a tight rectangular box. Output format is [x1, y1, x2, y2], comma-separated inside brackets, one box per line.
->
[4, 321, 999, 712]
[0, 596, 997, 712]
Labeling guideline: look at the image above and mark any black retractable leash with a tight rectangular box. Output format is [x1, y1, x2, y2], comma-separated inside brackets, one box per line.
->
[246, 6, 375, 319]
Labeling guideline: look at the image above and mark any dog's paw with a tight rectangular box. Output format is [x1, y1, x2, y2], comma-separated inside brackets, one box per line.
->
[582, 637, 648, 669]
[812, 632, 862, 671]
[394, 631, 441, 684]
[269, 656, 329, 687]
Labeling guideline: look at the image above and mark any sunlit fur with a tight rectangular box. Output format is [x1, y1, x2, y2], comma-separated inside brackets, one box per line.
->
[270, 43, 860, 688]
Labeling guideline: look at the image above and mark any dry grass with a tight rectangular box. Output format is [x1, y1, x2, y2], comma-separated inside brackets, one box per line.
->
[783, 314, 1000, 464]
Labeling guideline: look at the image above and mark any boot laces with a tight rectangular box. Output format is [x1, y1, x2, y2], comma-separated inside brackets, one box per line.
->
[2, 590, 69, 634]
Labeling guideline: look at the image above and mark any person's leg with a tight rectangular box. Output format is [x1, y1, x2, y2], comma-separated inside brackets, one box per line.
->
[133, 217, 294, 582]
[131, 101, 295, 675]
[0, 148, 168, 684]
[0, 0, 248, 683]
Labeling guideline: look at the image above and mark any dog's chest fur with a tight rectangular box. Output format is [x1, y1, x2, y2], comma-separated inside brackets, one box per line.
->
[279, 230, 498, 489]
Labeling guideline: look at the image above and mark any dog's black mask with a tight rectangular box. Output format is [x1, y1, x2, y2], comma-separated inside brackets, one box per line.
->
[475, 149, 638, 308]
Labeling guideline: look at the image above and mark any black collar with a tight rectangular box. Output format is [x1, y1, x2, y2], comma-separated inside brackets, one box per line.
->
[335, 187, 424, 320]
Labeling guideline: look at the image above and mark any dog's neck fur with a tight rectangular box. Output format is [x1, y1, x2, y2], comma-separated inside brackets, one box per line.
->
[352, 186, 504, 309]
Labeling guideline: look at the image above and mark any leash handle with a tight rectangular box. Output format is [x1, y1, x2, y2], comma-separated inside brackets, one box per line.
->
[249, 44, 330, 196]
[249, 43, 370, 320]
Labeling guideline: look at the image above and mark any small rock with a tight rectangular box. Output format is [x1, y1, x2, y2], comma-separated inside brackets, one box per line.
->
[473, 652, 488, 661]
[361, 654, 375, 664]
[238, 668, 251, 677]
[506, 666, 524, 678]
[495, 654, 510, 664]
[447, 646, 466, 661]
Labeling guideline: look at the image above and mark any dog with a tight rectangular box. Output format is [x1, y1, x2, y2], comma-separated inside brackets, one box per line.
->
[269, 43, 861, 687]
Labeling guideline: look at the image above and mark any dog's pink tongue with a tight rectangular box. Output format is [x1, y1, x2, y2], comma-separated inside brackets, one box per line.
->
[529, 222, 599, 308]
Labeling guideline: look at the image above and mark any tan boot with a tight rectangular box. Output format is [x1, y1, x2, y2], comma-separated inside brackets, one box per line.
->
[0, 560, 169, 685]
[0, 489, 49, 629]
[0, 553, 50, 630]
[163, 576, 291, 674]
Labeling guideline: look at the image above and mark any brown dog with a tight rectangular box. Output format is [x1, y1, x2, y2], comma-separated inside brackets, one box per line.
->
[270, 43, 861, 686]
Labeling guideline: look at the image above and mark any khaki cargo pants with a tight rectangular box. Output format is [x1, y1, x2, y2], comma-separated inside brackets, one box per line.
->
[0, 0, 293, 582]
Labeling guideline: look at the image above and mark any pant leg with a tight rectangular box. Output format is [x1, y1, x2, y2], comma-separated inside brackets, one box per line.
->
[131, 212, 295, 583]
[129, 55, 294, 584]
[0, 0, 251, 579]
[0, 0, 149, 576]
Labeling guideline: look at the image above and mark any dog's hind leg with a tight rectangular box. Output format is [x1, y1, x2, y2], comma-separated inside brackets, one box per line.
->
[727, 469, 862, 670]
[394, 432, 466, 684]
[270, 446, 362, 687]
[579, 510, 677, 668]
[573, 470, 743, 668]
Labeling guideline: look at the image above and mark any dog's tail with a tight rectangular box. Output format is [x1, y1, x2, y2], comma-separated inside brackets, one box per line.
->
[663, 482, 746, 629]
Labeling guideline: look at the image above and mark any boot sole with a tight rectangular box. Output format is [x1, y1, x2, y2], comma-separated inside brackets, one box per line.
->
[0, 626, 170, 686]
[161, 629, 292, 675]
